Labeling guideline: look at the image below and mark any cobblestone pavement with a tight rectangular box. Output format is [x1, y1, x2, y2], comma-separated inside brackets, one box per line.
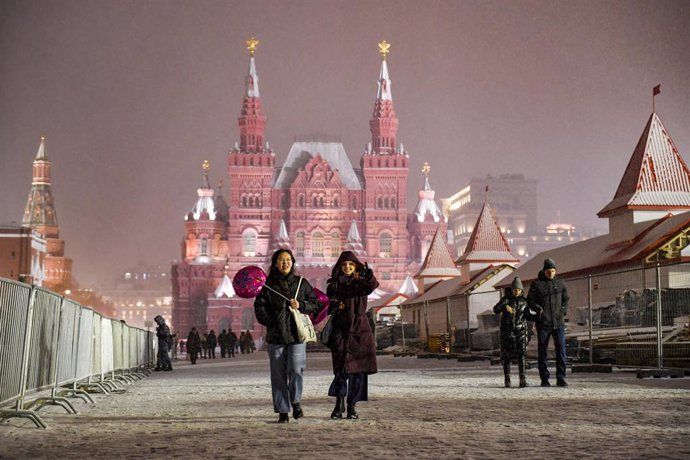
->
[1, 352, 689, 459]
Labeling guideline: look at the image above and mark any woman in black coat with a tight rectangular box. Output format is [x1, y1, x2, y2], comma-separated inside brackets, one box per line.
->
[325, 251, 379, 420]
[254, 249, 320, 423]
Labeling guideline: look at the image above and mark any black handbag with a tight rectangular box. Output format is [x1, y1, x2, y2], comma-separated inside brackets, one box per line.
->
[320, 314, 334, 347]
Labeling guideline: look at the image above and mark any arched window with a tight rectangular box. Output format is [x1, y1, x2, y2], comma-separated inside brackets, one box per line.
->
[248, 196, 254, 208]
[351, 196, 357, 209]
[391, 197, 396, 208]
[380, 232, 392, 257]
[331, 232, 340, 256]
[298, 195, 305, 207]
[319, 196, 325, 208]
[296, 232, 305, 256]
[241, 308, 254, 330]
[313, 196, 318, 207]
[377, 197, 383, 209]
[312, 232, 324, 257]
[242, 230, 257, 257]
[242, 196, 247, 207]
[333, 195, 339, 207]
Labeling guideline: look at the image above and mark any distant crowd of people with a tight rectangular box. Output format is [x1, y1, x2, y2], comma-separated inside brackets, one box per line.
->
[179, 328, 256, 365]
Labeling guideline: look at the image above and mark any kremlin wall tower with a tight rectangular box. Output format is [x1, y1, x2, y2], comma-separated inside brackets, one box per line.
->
[171, 40, 447, 337]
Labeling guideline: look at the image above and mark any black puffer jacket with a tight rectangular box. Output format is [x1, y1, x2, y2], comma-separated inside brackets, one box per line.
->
[254, 271, 320, 345]
[493, 294, 541, 354]
[527, 271, 569, 328]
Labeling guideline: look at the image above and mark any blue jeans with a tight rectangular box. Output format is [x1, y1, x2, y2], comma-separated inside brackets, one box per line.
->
[537, 325, 567, 382]
[268, 343, 306, 413]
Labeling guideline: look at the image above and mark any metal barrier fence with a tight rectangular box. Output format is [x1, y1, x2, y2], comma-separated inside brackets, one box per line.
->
[0, 278, 157, 428]
[400, 261, 690, 370]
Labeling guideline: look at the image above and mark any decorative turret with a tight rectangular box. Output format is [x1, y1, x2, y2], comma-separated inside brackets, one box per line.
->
[413, 163, 445, 223]
[414, 226, 461, 293]
[456, 190, 519, 283]
[184, 161, 226, 263]
[23, 137, 59, 237]
[237, 37, 268, 154]
[408, 163, 447, 262]
[272, 219, 292, 251]
[344, 220, 366, 257]
[598, 111, 690, 243]
[369, 40, 399, 155]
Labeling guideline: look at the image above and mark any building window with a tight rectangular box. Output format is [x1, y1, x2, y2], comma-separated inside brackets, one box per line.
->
[391, 197, 396, 208]
[296, 232, 305, 256]
[242, 196, 247, 207]
[333, 195, 339, 207]
[298, 195, 305, 207]
[377, 197, 383, 209]
[243, 231, 257, 257]
[331, 232, 340, 256]
[312, 233, 324, 257]
[380, 232, 392, 257]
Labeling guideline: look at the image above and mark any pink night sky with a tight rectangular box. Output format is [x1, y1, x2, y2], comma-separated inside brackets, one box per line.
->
[1, 0, 690, 286]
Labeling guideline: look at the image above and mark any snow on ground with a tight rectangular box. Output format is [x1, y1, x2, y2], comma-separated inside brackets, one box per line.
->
[1, 352, 689, 459]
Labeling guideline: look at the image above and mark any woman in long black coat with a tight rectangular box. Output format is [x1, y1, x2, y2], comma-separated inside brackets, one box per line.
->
[325, 251, 379, 420]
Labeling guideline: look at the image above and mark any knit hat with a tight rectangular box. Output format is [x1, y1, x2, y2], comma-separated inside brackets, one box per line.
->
[543, 258, 557, 270]
[511, 277, 523, 290]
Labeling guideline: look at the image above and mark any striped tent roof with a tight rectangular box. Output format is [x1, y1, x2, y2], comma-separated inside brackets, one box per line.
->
[598, 112, 690, 217]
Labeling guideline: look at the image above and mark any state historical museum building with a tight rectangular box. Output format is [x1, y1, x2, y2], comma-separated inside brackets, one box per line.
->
[172, 40, 446, 337]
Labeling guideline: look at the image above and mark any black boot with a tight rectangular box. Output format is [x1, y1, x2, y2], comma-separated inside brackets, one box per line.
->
[518, 355, 527, 387]
[330, 397, 344, 419]
[278, 413, 289, 423]
[292, 402, 303, 419]
[503, 360, 511, 388]
[346, 403, 358, 419]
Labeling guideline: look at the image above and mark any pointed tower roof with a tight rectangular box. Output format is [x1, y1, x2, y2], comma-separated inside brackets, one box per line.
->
[456, 199, 519, 264]
[598, 112, 690, 217]
[246, 43, 260, 98]
[344, 220, 366, 257]
[398, 274, 419, 297]
[213, 180, 229, 222]
[413, 162, 446, 223]
[187, 161, 217, 221]
[214, 274, 236, 298]
[416, 226, 462, 278]
[272, 219, 292, 251]
[237, 37, 267, 153]
[370, 40, 399, 155]
[22, 137, 59, 231]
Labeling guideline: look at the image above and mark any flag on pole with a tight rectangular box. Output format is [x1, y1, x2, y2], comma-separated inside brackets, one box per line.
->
[653, 84, 661, 96]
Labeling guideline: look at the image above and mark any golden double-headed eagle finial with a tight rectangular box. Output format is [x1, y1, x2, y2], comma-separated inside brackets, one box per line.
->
[202, 160, 210, 172]
[378, 40, 391, 59]
[247, 37, 259, 56]
[422, 162, 431, 176]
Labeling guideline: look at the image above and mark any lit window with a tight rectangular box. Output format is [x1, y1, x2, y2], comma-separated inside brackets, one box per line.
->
[380, 232, 392, 257]
[243, 231, 257, 256]
[296, 232, 305, 256]
[312, 233, 324, 257]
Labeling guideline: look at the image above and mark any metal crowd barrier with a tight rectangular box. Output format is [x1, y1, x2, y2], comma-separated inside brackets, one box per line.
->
[0, 278, 157, 428]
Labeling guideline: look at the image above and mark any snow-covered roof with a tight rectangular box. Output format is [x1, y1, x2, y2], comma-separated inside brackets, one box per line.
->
[398, 275, 419, 296]
[416, 227, 462, 278]
[344, 220, 366, 257]
[507, 211, 690, 285]
[189, 187, 216, 221]
[599, 112, 690, 217]
[456, 201, 518, 264]
[246, 56, 260, 98]
[35, 137, 47, 161]
[273, 142, 362, 190]
[376, 59, 392, 101]
[214, 274, 236, 298]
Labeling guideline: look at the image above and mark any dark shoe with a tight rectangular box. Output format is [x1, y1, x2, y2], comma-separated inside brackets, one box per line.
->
[278, 413, 289, 423]
[540, 379, 551, 387]
[164, 368, 173, 371]
[504, 375, 511, 388]
[557, 379, 568, 387]
[519, 375, 528, 388]
[154, 368, 162, 372]
[346, 404, 358, 420]
[330, 397, 344, 419]
[292, 403, 303, 419]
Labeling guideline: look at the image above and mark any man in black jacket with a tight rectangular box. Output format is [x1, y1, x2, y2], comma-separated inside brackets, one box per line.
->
[154, 315, 173, 371]
[527, 258, 569, 387]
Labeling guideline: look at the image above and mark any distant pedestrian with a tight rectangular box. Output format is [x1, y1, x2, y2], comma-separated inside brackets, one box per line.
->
[154, 315, 173, 371]
[493, 277, 542, 388]
[207, 330, 217, 359]
[201, 334, 208, 359]
[227, 329, 237, 357]
[254, 249, 320, 423]
[243, 330, 255, 353]
[186, 327, 201, 364]
[219, 330, 228, 358]
[239, 331, 246, 354]
[325, 251, 378, 420]
[528, 258, 570, 387]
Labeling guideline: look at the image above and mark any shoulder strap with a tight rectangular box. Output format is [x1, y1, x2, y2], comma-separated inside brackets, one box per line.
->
[294, 276, 303, 300]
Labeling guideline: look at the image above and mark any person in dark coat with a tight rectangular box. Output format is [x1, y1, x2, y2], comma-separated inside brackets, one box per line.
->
[325, 251, 379, 420]
[243, 329, 255, 353]
[527, 258, 570, 387]
[254, 249, 320, 423]
[218, 330, 228, 358]
[186, 327, 201, 364]
[493, 277, 542, 388]
[238, 331, 246, 354]
[227, 328, 237, 357]
[207, 329, 217, 359]
[154, 315, 173, 371]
